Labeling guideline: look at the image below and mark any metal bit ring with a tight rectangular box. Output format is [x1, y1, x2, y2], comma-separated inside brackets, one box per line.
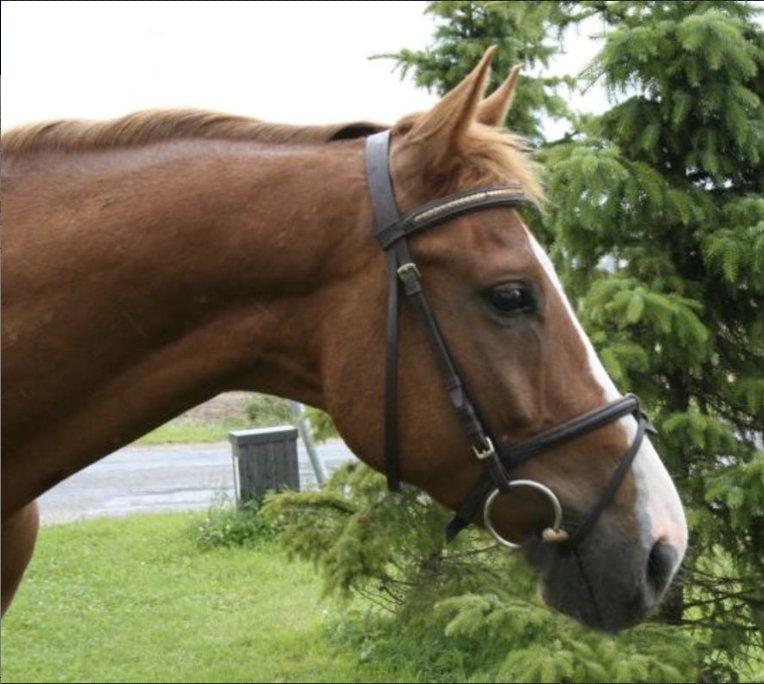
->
[483, 480, 564, 550]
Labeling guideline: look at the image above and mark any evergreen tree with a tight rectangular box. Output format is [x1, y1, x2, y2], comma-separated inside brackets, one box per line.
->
[545, 4, 763, 677]
[382, 1, 763, 678]
[265, 463, 702, 683]
[374, 1, 577, 142]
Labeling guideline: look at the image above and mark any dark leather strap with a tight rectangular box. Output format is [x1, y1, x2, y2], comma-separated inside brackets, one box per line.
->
[397, 266, 491, 446]
[365, 131, 400, 230]
[565, 412, 650, 546]
[381, 252, 401, 490]
[445, 395, 651, 542]
[504, 394, 641, 466]
[366, 131, 513, 492]
[366, 132, 403, 490]
[375, 184, 529, 249]
[445, 479, 494, 542]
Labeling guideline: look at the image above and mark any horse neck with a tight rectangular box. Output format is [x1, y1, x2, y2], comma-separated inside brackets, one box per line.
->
[2, 139, 369, 507]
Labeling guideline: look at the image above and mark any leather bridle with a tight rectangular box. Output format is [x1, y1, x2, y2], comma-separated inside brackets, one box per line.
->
[365, 130, 655, 549]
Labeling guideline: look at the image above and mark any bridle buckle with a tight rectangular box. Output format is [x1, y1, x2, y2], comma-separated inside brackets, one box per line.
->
[396, 262, 421, 280]
[472, 436, 496, 461]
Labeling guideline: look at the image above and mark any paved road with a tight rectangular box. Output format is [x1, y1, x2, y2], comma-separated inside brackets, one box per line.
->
[38, 439, 357, 525]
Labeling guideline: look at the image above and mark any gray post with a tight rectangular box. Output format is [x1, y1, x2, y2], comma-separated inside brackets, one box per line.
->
[229, 425, 299, 505]
[288, 401, 326, 486]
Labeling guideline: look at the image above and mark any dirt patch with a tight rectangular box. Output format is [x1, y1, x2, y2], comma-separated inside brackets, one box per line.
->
[174, 392, 255, 424]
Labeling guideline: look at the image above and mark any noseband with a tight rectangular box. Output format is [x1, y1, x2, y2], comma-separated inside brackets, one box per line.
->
[365, 130, 655, 549]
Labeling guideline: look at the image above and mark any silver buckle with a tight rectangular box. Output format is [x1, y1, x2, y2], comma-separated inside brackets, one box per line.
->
[396, 262, 420, 279]
[472, 436, 496, 460]
[483, 481, 564, 550]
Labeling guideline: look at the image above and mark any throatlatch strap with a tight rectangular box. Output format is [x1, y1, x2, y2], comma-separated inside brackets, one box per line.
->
[366, 131, 404, 491]
[382, 252, 401, 490]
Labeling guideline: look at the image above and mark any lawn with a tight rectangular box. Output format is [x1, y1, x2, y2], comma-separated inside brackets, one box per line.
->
[0, 513, 402, 683]
[134, 419, 248, 445]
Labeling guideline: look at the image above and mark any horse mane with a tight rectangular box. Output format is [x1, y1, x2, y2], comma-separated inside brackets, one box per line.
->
[1, 108, 542, 204]
[0, 109, 386, 156]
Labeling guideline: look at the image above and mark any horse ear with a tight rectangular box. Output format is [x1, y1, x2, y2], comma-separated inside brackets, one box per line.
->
[477, 65, 522, 127]
[405, 46, 496, 151]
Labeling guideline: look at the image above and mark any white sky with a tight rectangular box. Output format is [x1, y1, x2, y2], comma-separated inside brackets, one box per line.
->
[1, 1, 606, 136]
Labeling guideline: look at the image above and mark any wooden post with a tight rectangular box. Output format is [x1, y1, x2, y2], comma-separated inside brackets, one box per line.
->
[229, 425, 299, 505]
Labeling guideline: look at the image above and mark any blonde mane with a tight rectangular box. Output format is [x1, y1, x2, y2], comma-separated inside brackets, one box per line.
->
[0, 109, 384, 155]
[393, 112, 543, 206]
[453, 123, 543, 206]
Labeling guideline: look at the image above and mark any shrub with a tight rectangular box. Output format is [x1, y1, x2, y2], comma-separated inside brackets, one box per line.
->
[193, 497, 278, 550]
[304, 405, 339, 442]
[245, 394, 339, 443]
[264, 463, 703, 682]
[246, 394, 293, 427]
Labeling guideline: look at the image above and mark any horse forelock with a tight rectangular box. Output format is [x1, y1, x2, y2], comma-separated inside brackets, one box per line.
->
[392, 114, 544, 209]
[454, 123, 543, 206]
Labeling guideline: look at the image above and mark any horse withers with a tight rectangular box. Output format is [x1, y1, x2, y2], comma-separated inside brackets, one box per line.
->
[1, 48, 687, 631]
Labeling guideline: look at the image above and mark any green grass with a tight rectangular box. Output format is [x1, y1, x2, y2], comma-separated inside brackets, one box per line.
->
[8, 513, 758, 683]
[134, 419, 248, 445]
[0, 513, 408, 683]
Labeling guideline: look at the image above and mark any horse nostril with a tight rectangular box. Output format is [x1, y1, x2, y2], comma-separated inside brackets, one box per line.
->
[646, 541, 678, 597]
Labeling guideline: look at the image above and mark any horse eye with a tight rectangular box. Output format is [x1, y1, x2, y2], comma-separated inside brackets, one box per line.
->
[485, 285, 535, 316]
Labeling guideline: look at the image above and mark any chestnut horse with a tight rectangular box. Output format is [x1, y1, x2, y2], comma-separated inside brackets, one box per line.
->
[1, 50, 687, 631]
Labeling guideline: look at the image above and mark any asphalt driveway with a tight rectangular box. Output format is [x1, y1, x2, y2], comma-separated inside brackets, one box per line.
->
[38, 439, 356, 525]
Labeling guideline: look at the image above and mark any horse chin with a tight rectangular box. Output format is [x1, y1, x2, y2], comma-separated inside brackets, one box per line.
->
[523, 537, 649, 633]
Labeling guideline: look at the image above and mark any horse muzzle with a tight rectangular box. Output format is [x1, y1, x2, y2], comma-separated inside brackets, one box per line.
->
[527, 518, 681, 632]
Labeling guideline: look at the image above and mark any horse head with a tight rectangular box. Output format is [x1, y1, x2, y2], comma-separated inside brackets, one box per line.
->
[322, 48, 687, 631]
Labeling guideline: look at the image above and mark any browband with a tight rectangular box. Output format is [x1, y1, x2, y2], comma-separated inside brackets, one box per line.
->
[374, 184, 529, 249]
